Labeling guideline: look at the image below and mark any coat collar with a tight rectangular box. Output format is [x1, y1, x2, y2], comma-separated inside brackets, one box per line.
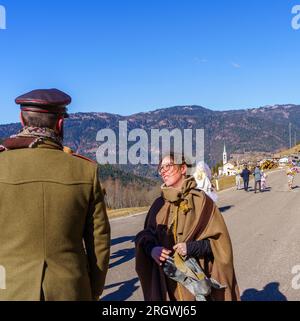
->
[161, 176, 197, 203]
[1, 137, 63, 151]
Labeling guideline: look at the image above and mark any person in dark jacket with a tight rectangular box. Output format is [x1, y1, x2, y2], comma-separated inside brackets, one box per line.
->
[240, 165, 251, 192]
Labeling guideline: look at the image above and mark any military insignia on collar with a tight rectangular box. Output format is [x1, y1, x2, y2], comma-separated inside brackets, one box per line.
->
[179, 200, 191, 214]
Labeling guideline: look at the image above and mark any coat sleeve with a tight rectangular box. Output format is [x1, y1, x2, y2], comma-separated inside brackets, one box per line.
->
[135, 197, 165, 300]
[83, 166, 111, 300]
[200, 199, 240, 301]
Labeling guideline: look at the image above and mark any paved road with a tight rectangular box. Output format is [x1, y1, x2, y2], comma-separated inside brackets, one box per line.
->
[101, 170, 300, 301]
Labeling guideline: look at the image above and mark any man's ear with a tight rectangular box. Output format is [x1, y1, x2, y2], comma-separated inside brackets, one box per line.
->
[20, 112, 25, 126]
[181, 164, 187, 176]
[56, 117, 64, 133]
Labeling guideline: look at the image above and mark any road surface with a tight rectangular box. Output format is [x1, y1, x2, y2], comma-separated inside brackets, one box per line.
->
[101, 170, 300, 301]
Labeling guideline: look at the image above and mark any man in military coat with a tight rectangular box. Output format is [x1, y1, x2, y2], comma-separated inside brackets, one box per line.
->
[0, 89, 111, 301]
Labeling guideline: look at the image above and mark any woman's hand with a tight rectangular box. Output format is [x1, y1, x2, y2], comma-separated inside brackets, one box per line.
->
[173, 243, 187, 256]
[151, 247, 172, 266]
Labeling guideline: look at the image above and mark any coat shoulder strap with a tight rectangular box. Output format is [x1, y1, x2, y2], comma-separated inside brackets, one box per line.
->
[63, 146, 96, 164]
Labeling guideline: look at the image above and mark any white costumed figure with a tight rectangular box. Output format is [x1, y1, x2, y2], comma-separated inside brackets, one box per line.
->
[193, 161, 218, 202]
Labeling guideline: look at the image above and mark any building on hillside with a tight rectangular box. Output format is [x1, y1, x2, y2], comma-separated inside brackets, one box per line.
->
[279, 157, 289, 166]
[222, 162, 236, 176]
[218, 143, 237, 176]
[223, 143, 227, 166]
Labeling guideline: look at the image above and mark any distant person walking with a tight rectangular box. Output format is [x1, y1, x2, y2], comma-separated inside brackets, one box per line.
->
[235, 172, 242, 190]
[261, 171, 267, 191]
[240, 165, 251, 192]
[253, 165, 262, 193]
[286, 161, 300, 191]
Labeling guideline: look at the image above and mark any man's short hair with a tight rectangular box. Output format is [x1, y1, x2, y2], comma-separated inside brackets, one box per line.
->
[21, 110, 60, 129]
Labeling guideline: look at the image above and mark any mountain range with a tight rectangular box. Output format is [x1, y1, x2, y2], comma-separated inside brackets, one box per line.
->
[0, 104, 299, 180]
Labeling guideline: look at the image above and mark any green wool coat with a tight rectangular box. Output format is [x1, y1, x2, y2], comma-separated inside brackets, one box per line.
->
[0, 141, 111, 301]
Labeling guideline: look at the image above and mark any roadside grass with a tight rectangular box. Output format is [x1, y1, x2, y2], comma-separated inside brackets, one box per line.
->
[213, 176, 236, 191]
[107, 206, 150, 219]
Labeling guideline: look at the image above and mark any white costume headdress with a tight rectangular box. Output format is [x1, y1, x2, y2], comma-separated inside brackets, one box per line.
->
[193, 161, 218, 202]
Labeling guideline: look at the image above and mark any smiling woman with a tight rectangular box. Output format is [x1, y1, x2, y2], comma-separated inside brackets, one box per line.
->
[0, 5, 6, 30]
[135, 152, 240, 301]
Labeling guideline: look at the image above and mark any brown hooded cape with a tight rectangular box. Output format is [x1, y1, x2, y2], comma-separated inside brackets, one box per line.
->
[135, 177, 240, 301]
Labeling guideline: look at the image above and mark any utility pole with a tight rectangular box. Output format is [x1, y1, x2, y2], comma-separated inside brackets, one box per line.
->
[289, 123, 292, 149]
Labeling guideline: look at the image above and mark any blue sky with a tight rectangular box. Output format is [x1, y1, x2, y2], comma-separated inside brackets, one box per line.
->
[0, 0, 300, 124]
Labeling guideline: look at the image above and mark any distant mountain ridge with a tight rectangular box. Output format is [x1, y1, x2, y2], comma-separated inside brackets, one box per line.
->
[1, 104, 300, 179]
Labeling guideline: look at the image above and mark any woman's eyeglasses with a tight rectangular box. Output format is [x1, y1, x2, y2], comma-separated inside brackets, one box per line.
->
[158, 163, 175, 175]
